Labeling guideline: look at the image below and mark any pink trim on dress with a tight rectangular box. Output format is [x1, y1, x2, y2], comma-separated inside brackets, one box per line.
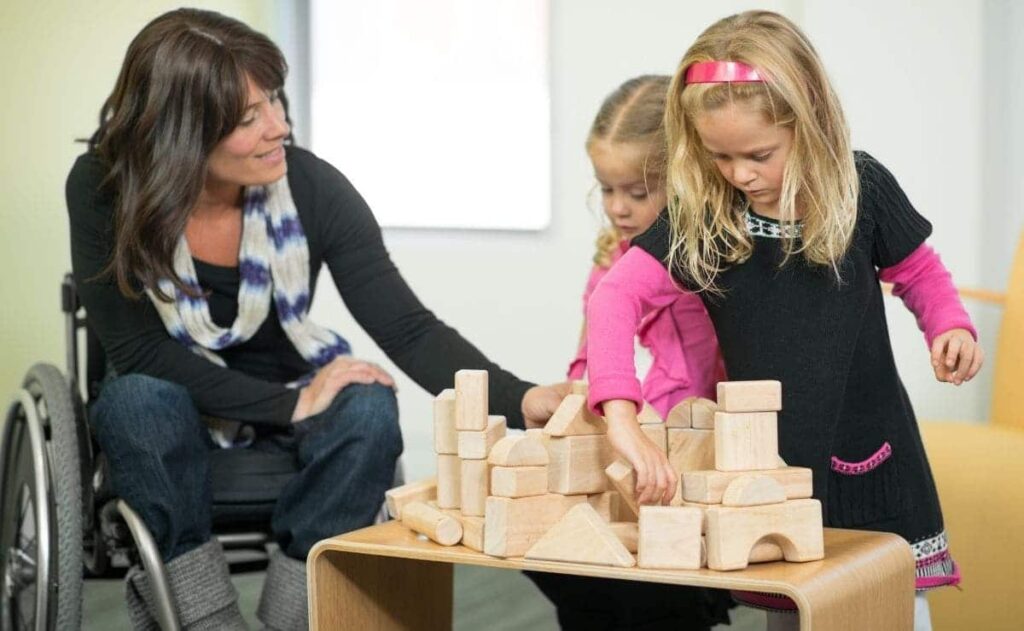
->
[830, 442, 892, 475]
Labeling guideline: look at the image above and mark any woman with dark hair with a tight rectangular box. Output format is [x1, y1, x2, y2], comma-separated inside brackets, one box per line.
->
[68, 8, 566, 629]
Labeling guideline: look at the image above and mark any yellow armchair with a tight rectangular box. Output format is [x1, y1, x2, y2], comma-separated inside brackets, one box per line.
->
[919, 231, 1024, 630]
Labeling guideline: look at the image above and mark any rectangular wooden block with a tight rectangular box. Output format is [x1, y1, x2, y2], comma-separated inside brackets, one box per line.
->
[667, 429, 715, 505]
[638, 506, 703, 569]
[385, 477, 437, 520]
[548, 434, 611, 494]
[460, 459, 490, 516]
[682, 467, 812, 504]
[717, 380, 782, 413]
[443, 509, 485, 552]
[640, 423, 667, 453]
[458, 415, 507, 459]
[604, 461, 639, 518]
[704, 498, 824, 570]
[483, 494, 587, 557]
[433, 389, 458, 454]
[436, 454, 462, 509]
[714, 411, 779, 471]
[490, 466, 548, 498]
[455, 369, 488, 430]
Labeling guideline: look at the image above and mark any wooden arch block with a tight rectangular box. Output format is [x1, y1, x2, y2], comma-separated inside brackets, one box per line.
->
[704, 499, 824, 570]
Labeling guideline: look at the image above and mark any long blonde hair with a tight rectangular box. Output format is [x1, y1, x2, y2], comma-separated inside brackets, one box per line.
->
[664, 11, 858, 292]
[587, 75, 670, 268]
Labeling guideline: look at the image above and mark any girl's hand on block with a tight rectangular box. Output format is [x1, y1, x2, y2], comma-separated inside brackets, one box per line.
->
[930, 328, 983, 386]
[522, 382, 573, 429]
[292, 356, 395, 421]
[604, 400, 677, 505]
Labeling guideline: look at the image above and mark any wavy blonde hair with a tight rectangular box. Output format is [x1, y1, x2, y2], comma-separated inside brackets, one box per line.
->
[664, 11, 858, 292]
[587, 75, 670, 268]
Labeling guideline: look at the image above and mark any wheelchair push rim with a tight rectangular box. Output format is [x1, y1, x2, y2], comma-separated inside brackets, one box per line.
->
[1, 391, 54, 631]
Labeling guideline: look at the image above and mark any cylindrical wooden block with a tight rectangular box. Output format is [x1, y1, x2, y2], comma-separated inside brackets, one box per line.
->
[401, 501, 463, 546]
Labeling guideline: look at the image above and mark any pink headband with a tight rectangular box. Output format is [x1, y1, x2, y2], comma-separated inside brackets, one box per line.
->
[684, 61, 764, 84]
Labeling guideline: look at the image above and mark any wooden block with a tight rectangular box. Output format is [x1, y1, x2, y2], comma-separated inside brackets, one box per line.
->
[433, 389, 458, 454]
[722, 474, 787, 507]
[680, 500, 710, 533]
[714, 411, 779, 471]
[749, 540, 784, 564]
[488, 435, 549, 466]
[604, 461, 639, 518]
[436, 454, 461, 509]
[402, 501, 462, 546]
[548, 435, 611, 494]
[690, 398, 719, 429]
[608, 521, 639, 553]
[640, 423, 667, 453]
[704, 498, 824, 570]
[570, 380, 588, 396]
[667, 428, 715, 505]
[667, 429, 715, 473]
[682, 467, 812, 504]
[665, 396, 696, 428]
[717, 380, 782, 413]
[587, 492, 616, 521]
[458, 415, 507, 459]
[483, 494, 587, 557]
[385, 477, 437, 520]
[460, 459, 490, 516]
[544, 394, 607, 436]
[637, 506, 703, 569]
[491, 466, 547, 498]
[442, 509, 485, 552]
[637, 402, 662, 425]
[455, 369, 488, 430]
[524, 504, 636, 568]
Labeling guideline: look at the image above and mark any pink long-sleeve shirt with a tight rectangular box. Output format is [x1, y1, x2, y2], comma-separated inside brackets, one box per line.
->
[568, 242, 725, 418]
[586, 242, 976, 415]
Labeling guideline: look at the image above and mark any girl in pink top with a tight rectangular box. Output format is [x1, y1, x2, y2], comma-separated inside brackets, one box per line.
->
[568, 75, 725, 419]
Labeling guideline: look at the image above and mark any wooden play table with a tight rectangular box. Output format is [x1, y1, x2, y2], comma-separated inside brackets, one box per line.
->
[308, 521, 914, 630]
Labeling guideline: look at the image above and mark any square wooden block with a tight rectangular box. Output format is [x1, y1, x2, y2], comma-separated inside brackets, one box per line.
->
[638, 506, 703, 569]
[714, 411, 779, 471]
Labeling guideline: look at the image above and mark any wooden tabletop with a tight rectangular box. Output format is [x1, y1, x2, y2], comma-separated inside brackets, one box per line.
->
[309, 521, 915, 630]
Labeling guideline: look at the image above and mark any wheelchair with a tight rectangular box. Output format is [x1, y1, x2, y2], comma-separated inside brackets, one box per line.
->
[0, 275, 305, 630]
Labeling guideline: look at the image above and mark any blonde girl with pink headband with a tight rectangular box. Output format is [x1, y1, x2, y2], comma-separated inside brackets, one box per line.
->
[584, 11, 980, 630]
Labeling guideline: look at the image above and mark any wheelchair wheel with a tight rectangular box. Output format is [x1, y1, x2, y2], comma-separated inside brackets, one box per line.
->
[0, 364, 84, 630]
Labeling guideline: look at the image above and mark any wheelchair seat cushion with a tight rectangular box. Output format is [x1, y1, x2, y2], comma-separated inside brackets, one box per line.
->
[209, 447, 299, 529]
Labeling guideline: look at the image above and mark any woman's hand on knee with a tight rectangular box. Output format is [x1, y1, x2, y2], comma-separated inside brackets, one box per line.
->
[292, 357, 395, 421]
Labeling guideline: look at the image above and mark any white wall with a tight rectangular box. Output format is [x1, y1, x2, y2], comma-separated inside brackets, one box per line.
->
[303, 0, 1004, 482]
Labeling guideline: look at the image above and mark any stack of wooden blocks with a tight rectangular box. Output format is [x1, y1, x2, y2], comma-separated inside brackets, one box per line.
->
[386, 374, 824, 573]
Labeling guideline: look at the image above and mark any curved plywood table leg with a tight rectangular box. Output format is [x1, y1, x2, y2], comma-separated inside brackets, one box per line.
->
[309, 545, 453, 630]
[308, 523, 914, 631]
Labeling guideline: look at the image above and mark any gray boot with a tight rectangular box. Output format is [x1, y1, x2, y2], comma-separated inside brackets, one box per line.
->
[125, 539, 248, 630]
[256, 549, 308, 630]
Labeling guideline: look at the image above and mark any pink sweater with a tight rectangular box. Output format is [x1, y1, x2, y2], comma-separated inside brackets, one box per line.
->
[569, 242, 725, 418]
[586, 243, 977, 415]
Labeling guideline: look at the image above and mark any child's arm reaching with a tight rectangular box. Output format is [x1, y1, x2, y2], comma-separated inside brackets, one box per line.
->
[586, 247, 682, 505]
[878, 243, 983, 385]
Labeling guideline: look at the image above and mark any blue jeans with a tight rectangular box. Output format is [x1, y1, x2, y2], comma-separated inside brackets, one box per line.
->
[89, 374, 402, 562]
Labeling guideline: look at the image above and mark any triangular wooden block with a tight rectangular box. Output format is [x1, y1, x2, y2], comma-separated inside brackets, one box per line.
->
[525, 503, 636, 567]
[637, 402, 663, 425]
[544, 394, 607, 436]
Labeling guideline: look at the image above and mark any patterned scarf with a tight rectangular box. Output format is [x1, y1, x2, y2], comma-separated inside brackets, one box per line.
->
[147, 174, 350, 381]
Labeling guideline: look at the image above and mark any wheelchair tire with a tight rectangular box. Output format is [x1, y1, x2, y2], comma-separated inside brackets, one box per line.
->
[0, 364, 85, 631]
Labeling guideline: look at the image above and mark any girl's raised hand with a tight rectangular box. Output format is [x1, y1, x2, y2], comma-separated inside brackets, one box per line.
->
[930, 328, 983, 386]
[603, 400, 677, 506]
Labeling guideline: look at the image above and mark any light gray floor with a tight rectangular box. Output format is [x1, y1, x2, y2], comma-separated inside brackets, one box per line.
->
[83, 565, 765, 630]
